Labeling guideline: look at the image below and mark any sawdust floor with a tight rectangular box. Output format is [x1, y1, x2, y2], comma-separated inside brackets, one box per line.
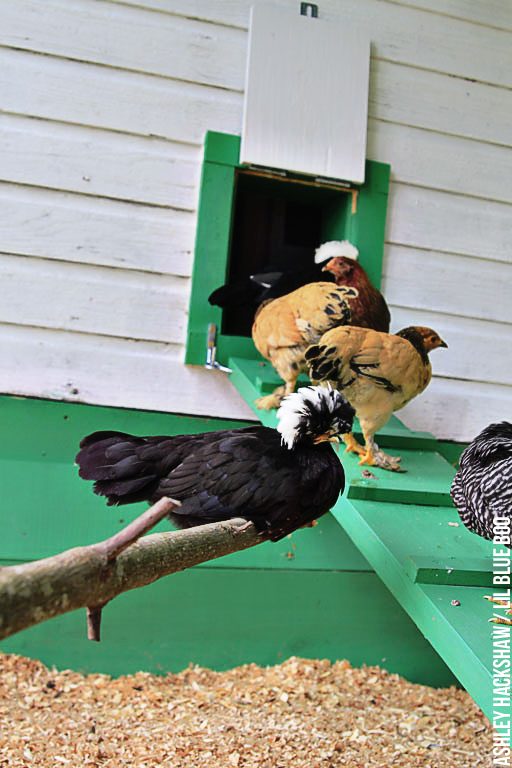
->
[0, 652, 495, 767]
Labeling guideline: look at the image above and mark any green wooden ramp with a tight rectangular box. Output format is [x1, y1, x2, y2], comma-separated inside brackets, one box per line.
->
[229, 357, 500, 727]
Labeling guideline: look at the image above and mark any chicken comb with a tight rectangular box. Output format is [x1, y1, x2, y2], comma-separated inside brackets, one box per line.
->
[314, 240, 359, 264]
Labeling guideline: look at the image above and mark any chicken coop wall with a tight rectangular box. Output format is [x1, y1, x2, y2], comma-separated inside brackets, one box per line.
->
[0, 0, 510, 442]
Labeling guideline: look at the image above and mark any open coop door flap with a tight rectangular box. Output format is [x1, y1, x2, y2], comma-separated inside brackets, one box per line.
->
[241, 4, 370, 183]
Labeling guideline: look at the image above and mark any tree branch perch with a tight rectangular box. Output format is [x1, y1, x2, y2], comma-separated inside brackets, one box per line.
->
[0, 500, 263, 642]
[85, 497, 182, 641]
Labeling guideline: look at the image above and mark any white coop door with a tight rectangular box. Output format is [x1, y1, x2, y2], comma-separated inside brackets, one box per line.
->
[241, 4, 370, 183]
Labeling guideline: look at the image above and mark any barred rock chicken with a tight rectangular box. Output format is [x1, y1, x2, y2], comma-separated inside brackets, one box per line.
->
[252, 282, 358, 409]
[451, 422, 512, 541]
[76, 386, 354, 542]
[450, 422, 512, 624]
[306, 325, 447, 471]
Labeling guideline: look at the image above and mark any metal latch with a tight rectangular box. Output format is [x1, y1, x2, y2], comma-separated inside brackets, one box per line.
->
[205, 323, 232, 373]
[300, 3, 318, 18]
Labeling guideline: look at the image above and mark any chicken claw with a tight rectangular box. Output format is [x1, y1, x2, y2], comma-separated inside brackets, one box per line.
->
[342, 433, 366, 456]
[255, 386, 286, 410]
[359, 441, 403, 472]
[485, 595, 512, 625]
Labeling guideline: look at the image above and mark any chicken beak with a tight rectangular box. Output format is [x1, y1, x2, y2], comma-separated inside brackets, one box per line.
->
[313, 434, 339, 444]
[439, 339, 448, 348]
[321, 259, 334, 273]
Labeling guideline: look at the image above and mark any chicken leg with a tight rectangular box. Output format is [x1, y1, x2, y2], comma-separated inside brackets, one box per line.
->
[255, 385, 287, 410]
[485, 596, 512, 625]
[359, 431, 402, 472]
[255, 373, 298, 411]
[342, 433, 366, 456]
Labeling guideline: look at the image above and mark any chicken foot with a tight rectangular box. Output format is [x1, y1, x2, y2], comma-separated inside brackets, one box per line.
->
[485, 596, 512, 625]
[359, 434, 403, 472]
[342, 433, 366, 456]
[255, 385, 286, 410]
[255, 373, 298, 410]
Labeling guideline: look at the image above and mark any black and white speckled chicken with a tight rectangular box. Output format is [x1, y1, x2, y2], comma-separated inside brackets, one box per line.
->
[451, 422, 512, 541]
[76, 386, 354, 543]
[450, 421, 512, 624]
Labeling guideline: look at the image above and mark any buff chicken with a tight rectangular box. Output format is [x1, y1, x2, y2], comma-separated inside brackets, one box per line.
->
[252, 281, 358, 409]
[251, 242, 392, 410]
[209, 240, 390, 335]
[305, 325, 447, 471]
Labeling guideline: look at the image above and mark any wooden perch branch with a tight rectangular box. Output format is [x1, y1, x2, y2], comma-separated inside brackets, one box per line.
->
[85, 497, 181, 642]
[0, 499, 262, 643]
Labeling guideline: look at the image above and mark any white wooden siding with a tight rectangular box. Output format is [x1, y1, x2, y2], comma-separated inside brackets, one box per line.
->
[0, 254, 189, 343]
[0, 0, 510, 441]
[0, 184, 195, 275]
[0, 323, 252, 417]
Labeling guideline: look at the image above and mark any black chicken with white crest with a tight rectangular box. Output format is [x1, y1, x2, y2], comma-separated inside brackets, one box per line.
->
[76, 386, 354, 542]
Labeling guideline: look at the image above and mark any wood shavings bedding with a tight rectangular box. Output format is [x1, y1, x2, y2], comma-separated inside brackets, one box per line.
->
[0, 652, 495, 767]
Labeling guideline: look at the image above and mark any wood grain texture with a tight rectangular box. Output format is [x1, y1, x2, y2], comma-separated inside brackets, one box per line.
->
[382, 245, 512, 322]
[0, 48, 242, 145]
[2, 47, 511, 149]
[0, 183, 195, 275]
[0, 114, 201, 209]
[0, 0, 246, 91]
[389, 0, 512, 32]
[369, 59, 512, 148]
[111, 0, 512, 34]
[54, 0, 512, 88]
[387, 185, 511, 264]
[0, 254, 189, 343]
[0, 324, 255, 420]
[399, 376, 512, 441]
[367, 119, 512, 205]
[0, 515, 261, 642]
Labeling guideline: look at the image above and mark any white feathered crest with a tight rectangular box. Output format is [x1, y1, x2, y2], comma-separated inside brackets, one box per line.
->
[314, 240, 359, 264]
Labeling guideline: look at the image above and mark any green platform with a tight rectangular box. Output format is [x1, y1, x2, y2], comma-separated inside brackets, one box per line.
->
[1, 393, 458, 689]
[229, 356, 501, 726]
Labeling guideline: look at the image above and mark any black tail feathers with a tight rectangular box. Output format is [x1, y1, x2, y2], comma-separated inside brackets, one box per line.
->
[76, 431, 159, 505]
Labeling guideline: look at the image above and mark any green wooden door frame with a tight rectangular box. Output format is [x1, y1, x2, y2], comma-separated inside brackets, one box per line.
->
[185, 131, 390, 367]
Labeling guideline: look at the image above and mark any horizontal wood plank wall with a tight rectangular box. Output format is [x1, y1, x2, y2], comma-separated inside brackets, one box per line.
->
[0, 0, 510, 440]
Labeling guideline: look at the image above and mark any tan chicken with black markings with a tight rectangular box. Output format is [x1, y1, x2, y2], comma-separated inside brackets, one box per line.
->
[305, 325, 447, 471]
[252, 281, 358, 409]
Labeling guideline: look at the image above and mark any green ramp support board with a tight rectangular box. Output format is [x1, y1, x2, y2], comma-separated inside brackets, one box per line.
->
[229, 356, 501, 728]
